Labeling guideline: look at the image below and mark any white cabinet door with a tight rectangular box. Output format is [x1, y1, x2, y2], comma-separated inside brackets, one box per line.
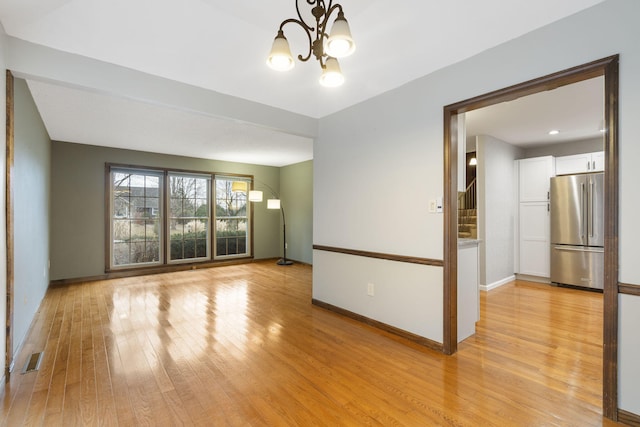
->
[555, 153, 592, 175]
[555, 151, 605, 175]
[458, 244, 478, 343]
[591, 151, 605, 172]
[519, 156, 555, 202]
[519, 202, 550, 277]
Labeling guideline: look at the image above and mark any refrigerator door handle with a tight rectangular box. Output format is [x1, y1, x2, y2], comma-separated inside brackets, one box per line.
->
[554, 246, 604, 253]
[580, 182, 586, 239]
[589, 179, 594, 238]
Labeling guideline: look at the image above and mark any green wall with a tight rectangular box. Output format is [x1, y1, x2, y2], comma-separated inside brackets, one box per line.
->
[280, 160, 313, 264]
[50, 141, 284, 280]
[14, 78, 51, 355]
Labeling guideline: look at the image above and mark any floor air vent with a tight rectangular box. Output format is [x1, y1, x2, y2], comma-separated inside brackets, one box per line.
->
[22, 352, 43, 374]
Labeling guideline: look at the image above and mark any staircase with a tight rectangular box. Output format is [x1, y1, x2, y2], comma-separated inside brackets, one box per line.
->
[458, 208, 477, 238]
[458, 178, 477, 239]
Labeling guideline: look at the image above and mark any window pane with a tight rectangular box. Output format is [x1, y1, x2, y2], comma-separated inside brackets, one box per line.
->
[110, 169, 163, 268]
[215, 177, 249, 259]
[113, 242, 130, 266]
[113, 219, 131, 241]
[169, 174, 211, 262]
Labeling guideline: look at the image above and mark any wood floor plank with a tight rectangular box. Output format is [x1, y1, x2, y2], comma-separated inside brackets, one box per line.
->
[0, 262, 626, 426]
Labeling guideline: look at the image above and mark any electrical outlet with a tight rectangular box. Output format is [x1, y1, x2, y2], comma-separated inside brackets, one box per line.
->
[367, 283, 375, 296]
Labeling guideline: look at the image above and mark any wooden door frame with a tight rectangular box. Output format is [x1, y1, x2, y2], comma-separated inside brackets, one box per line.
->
[443, 55, 619, 420]
[5, 70, 15, 382]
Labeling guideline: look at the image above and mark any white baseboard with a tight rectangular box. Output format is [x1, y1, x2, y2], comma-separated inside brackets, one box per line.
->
[515, 274, 551, 284]
[480, 275, 516, 292]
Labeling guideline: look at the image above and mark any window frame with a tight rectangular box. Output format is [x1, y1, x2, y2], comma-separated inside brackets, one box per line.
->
[108, 166, 165, 270]
[167, 172, 212, 264]
[213, 175, 252, 260]
[106, 164, 254, 272]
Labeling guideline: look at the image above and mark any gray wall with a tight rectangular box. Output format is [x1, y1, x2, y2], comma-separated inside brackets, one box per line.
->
[280, 160, 313, 264]
[477, 135, 523, 289]
[13, 78, 50, 355]
[523, 137, 603, 159]
[50, 141, 282, 280]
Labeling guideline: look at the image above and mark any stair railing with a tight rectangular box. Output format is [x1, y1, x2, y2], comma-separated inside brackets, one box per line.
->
[464, 178, 477, 210]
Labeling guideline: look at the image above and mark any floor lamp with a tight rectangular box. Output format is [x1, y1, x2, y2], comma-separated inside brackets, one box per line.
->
[246, 184, 293, 266]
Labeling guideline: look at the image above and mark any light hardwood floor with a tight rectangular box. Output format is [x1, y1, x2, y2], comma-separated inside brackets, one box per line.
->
[0, 261, 624, 426]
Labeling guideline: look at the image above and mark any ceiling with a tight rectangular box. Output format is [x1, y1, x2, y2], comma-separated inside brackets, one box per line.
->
[466, 76, 604, 148]
[0, 0, 607, 166]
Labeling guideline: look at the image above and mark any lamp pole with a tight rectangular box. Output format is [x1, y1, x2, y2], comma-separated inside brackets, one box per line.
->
[277, 205, 293, 266]
[248, 182, 293, 266]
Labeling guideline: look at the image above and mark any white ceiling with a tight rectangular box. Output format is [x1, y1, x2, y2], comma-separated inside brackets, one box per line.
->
[0, 0, 607, 166]
[466, 76, 604, 148]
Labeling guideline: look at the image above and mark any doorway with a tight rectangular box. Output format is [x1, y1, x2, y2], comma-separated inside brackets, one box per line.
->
[443, 56, 619, 419]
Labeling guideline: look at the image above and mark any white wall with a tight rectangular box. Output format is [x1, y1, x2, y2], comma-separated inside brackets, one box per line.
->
[314, 0, 640, 413]
[0, 22, 8, 382]
[620, 294, 640, 411]
[313, 251, 443, 341]
[477, 135, 523, 289]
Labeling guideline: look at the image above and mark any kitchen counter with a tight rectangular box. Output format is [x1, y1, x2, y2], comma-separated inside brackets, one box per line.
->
[458, 238, 480, 248]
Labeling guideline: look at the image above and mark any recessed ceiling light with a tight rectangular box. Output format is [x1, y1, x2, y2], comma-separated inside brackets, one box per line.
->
[548, 130, 560, 135]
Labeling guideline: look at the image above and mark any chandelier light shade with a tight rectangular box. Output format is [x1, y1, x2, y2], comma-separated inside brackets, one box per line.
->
[319, 57, 344, 87]
[326, 11, 355, 57]
[267, 0, 355, 87]
[266, 31, 295, 71]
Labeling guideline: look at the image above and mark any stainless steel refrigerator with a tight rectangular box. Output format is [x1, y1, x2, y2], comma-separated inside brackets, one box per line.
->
[550, 172, 604, 290]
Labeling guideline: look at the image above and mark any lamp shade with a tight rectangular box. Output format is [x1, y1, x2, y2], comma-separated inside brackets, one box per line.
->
[326, 12, 355, 58]
[469, 157, 477, 166]
[267, 199, 281, 210]
[249, 190, 263, 202]
[319, 57, 344, 87]
[267, 31, 295, 71]
[231, 181, 248, 192]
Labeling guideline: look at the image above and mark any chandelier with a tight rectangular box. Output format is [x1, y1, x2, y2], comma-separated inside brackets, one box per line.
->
[266, 0, 356, 87]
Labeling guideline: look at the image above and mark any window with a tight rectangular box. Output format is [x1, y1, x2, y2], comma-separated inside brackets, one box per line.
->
[214, 176, 250, 259]
[108, 165, 253, 270]
[111, 169, 163, 267]
[169, 173, 210, 262]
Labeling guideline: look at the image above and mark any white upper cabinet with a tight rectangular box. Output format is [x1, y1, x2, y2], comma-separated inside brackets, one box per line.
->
[519, 156, 555, 202]
[592, 151, 605, 172]
[555, 151, 604, 175]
